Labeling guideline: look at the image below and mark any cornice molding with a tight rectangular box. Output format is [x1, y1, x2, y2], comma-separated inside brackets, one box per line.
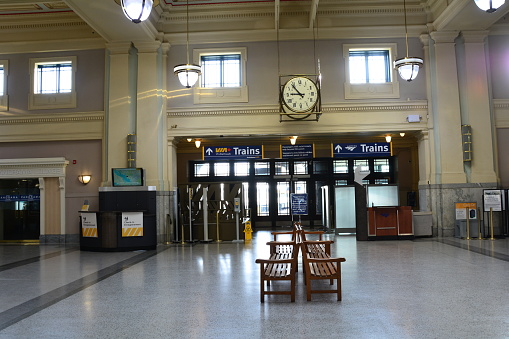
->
[0, 111, 104, 126]
[168, 101, 429, 117]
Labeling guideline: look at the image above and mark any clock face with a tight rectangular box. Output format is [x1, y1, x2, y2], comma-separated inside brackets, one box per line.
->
[281, 76, 319, 113]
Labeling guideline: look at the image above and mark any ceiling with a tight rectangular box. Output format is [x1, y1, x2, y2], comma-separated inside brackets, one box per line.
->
[0, 0, 507, 46]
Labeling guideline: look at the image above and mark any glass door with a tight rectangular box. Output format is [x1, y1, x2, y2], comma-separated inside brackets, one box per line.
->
[0, 179, 40, 241]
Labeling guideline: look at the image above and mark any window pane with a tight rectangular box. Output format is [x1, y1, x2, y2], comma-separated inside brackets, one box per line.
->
[353, 159, 369, 172]
[374, 179, 389, 185]
[294, 181, 307, 194]
[313, 160, 328, 174]
[256, 182, 269, 216]
[335, 180, 348, 186]
[214, 162, 230, 176]
[333, 160, 349, 173]
[234, 162, 249, 176]
[275, 161, 289, 175]
[201, 54, 241, 87]
[277, 182, 290, 216]
[349, 50, 390, 84]
[35, 62, 72, 94]
[194, 163, 209, 177]
[254, 162, 270, 176]
[294, 161, 308, 175]
[374, 159, 390, 173]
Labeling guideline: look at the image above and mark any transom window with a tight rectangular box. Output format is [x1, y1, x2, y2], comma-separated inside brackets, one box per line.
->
[348, 50, 390, 84]
[201, 54, 241, 88]
[34, 61, 72, 94]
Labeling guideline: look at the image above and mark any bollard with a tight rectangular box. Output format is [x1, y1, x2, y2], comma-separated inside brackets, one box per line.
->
[477, 207, 483, 239]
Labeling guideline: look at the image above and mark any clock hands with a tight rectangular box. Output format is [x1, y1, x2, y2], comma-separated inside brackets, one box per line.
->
[291, 84, 304, 98]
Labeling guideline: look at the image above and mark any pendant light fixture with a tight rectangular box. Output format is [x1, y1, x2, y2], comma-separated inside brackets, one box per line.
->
[119, 0, 157, 23]
[174, 0, 201, 88]
[474, 0, 505, 13]
[393, 0, 423, 82]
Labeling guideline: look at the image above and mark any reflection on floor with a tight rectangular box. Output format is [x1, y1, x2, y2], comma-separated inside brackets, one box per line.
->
[0, 231, 508, 338]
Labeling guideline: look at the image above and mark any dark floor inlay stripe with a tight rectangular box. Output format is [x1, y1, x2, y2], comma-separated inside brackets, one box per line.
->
[438, 238, 509, 262]
[0, 246, 169, 331]
[0, 247, 79, 273]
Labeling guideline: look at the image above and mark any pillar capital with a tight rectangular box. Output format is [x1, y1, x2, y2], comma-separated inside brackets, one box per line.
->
[430, 31, 460, 44]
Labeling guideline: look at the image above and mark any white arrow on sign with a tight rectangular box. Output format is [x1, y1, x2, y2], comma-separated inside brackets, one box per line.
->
[205, 148, 213, 155]
[335, 144, 342, 152]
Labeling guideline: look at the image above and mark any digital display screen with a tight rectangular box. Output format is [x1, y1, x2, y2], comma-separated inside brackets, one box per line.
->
[112, 168, 144, 187]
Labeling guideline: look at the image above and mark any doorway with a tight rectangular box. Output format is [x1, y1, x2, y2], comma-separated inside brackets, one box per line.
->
[0, 179, 40, 241]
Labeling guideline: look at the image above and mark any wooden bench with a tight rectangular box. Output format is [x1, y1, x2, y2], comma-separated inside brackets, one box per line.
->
[255, 243, 298, 302]
[301, 240, 346, 301]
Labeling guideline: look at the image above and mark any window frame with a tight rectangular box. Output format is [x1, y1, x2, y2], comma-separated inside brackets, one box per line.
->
[343, 43, 400, 99]
[29, 56, 77, 110]
[0, 60, 8, 111]
[193, 47, 248, 104]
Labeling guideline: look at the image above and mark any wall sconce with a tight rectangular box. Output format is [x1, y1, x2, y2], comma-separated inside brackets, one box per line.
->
[385, 135, 392, 142]
[78, 175, 92, 185]
[474, 0, 505, 13]
[290, 136, 298, 145]
[400, 132, 406, 137]
[195, 139, 201, 148]
[187, 138, 193, 142]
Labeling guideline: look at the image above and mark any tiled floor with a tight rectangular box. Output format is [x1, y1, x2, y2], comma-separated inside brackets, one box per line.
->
[0, 232, 508, 339]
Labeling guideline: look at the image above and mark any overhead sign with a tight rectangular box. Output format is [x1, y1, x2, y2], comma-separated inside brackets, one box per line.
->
[332, 142, 392, 158]
[203, 146, 263, 160]
[281, 144, 314, 158]
[0, 195, 40, 202]
[291, 193, 308, 215]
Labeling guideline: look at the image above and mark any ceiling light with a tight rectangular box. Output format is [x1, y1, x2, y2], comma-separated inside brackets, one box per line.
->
[394, 0, 423, 82]
[400, 132, 406, 137]
[385, 135, 392, 143]
[474, 0, 505, 13]
[174, 0, 201, 88]
[195, 139, 201, 148]
[290, 136, 298, 145]
[187, 138, 193, 142]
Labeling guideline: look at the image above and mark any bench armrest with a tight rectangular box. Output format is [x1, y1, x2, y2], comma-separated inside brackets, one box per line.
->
[255, 258, 295, 264]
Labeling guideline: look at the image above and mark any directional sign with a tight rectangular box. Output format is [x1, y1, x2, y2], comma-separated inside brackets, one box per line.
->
[281, 144, 314, 159]
[0, 195, 40, 202]
[333, 142, 391, 158]
[203, 146, 263, 160]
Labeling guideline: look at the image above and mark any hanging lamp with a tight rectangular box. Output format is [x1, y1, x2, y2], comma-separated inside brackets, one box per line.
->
[120, 0, 156, 23]
[174, 0, 201, 88]
[474, 0, 505, 13]
[393, 0, 423, 82]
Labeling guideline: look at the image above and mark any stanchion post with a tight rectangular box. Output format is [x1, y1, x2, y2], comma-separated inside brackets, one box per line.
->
[215, 210, 222, 242]
[466, 207, 471, 240]
[490, 207, 495, 240]
[478, 207, 483, 239]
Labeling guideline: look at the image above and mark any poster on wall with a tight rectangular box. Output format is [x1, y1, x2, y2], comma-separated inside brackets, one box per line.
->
[80, 212, 98, 238]
[483, 190, 504, 212]
[122, 212, 144, 237]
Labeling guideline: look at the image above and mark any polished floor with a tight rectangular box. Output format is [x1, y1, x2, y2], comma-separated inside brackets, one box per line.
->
[0, 232, 508, 339]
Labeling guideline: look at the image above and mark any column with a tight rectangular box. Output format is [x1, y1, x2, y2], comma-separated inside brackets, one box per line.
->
[104, 42, 134, 185]
[429, 31, 466, 184]
[134, 41, 168, 189]
[461, 31, 498, 184]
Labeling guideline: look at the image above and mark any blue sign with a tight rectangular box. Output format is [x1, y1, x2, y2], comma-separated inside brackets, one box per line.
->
[291, 193, 308, 215]
[333, 142, 391, 158]
[281, 144, 314, 159]
[0, 195, 40, 202]
[203, 145, 263, 160]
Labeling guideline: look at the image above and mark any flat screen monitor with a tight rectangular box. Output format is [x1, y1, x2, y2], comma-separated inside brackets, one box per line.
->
[112, 168, 144, 187]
